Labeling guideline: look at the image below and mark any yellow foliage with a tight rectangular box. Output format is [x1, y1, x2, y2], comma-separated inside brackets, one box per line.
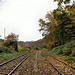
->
[56, 11, 62, 15]
[54, 19, 58, 26]
[26, 48, 30, 51]
[18, 44, 22, 50]
[46, 44, 49, 48]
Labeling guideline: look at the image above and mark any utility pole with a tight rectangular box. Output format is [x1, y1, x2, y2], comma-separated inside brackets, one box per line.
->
[4, 28, 6, 41]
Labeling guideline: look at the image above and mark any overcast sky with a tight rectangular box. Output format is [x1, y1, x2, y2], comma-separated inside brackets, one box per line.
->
[0, 0, 57, 42]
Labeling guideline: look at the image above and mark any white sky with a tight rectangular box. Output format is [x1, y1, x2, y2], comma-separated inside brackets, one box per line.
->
[0, 0, 57, 42]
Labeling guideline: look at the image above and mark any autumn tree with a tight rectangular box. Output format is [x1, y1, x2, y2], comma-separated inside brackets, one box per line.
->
[2, 33, 19, 52]
[39, 12, 56, 48]
[39, 6, 74, 48]
[39, 0, 75, 49]
[53, 8, 72, 44]
[54, 0, 75, 40]
[54, 0, 74, 6]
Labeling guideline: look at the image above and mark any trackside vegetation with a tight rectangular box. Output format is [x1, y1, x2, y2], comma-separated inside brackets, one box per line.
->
[49, 40, 75, 56]
[39, 0, 75, 63]
[42, 40, 75, 63]
[0, 33, 29, 61]
[0, 48, 28, 61]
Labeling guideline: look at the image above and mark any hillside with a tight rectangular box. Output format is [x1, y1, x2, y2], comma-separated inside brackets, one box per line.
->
[49, 40, 75, 56]
[18, 39, 44, 48]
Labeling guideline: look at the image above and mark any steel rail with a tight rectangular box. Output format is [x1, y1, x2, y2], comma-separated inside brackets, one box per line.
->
[0, 52, 32, 66]
[8, 54, 32, 75]
[43, 55, 63, 75]
[50, 54, 75, 70]
[0, 52, 34, 75]
[0, 54, 24, 66]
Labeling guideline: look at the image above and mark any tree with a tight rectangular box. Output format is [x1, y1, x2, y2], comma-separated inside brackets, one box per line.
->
[54, 0, 74, 6]
[39, 7, 73, 47]
[39, 0, 75, 49]
[54, 0, 75, 40]
[2, 33, 19, 52]
[53, 8, 73, 44]
[39, 12, 56, 47]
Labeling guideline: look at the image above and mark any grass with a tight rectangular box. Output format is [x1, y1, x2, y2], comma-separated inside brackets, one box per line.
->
[0, 48, 29, 62]
[65, 55, 75, 63]
[0, 53, 17, 61]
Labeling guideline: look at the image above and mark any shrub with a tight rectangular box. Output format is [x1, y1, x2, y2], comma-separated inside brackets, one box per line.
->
[65, 55, 75, 63]
[49, 40, 75, 55]
[63, 47, 71, 55]
[49, 45, 64, 54]
[18, 44, 23, 51]
[72, 47, 75, 56]
[0, 47, 13, 53]
[35, 47, 40, 50]
[0, 47, 3, 53]
[62, 40, 75, 55]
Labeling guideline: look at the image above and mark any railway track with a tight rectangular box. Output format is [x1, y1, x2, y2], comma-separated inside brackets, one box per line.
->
[13, 52, 35, 75]
[0, 54, 24, 66]
[14, 52, 59, 75]
[0, 51, 74, 75]
[43, 55, 63, 75]
[50, 54, 75, 70]
[0, 52, 32, 75]
[8, 55, 30, 75]
[42, 54, 75, 75]
[36, 52, 59, 75]
[13, 52, 75, 75]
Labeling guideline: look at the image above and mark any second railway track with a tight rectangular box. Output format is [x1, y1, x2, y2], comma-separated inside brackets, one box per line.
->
[0, 52, 33, 75]
[42, 53, 75, 75]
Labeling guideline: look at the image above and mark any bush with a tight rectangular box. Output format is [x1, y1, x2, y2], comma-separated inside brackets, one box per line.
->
[18, 44, 23, 51]
[0, 47, 13, 53]
[49, 40, 75, 56]
[0, 47, 3, 53]
[65, 55, 75, 63]
[63, 47, 71, 55]
[62, 40, 75, 55]
[49, 45, 64, 54]
[35, 47, 40, 50]
[72, 47, 75, 56]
